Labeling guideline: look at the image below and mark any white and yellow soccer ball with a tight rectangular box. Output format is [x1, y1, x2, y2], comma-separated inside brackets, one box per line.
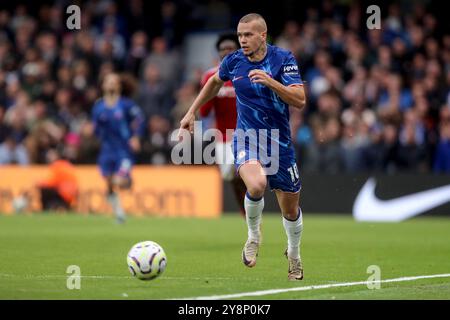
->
[12, 195, 28, 213]
[127, 241, 167, 280]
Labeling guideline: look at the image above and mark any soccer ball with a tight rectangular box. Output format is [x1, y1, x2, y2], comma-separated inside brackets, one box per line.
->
[12, 195, 28, 213]
[127, 241, 167, 280]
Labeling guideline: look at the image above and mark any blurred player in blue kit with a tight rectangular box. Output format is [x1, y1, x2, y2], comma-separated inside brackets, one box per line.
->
[92, 73, 145, 223]
[179, 14, 307, 280]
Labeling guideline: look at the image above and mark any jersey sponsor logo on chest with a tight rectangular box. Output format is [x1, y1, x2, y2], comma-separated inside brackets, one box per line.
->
[100, 110, 123, 120]
[114, 111, 123, 119]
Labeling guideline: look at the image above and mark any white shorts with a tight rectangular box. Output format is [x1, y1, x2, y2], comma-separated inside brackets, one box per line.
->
[215, 141, 235, 181]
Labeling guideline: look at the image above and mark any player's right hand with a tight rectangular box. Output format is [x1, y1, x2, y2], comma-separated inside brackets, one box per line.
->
[178, 111, 195, 138]
[129, 136, 141, 153]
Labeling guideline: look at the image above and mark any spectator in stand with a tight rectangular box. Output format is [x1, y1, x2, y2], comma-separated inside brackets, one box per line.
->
[142, 37, 181, 90]
[125, 31, 148, 77]
[396, 109, 427, 172]
[340, 98, 374, 172]
[0, 132, 29, 165]
[304, 116, 343, 174]
[433, 106, 450, 173]
[136, 63, 173, 120]
[139, 114, 172, 165]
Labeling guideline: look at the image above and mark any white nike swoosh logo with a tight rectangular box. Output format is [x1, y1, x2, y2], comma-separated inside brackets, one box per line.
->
[353, 178, 450, 222]
[232, 76, 244, 81]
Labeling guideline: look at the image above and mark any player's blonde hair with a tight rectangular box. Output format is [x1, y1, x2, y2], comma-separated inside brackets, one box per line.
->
[238, 13, 267, 32]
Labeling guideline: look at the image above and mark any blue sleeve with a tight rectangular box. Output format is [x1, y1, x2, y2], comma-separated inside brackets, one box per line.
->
[218, 54, 232, 81]
[126, 100, 145, 138]
[280, 52, 303, 87]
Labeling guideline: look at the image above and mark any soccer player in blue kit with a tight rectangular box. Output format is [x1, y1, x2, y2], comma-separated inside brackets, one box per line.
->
[179, 13, 306, 280]
[92, 73, 145, 223]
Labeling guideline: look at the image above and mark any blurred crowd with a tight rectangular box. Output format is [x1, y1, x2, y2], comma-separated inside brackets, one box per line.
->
[0, 0, 449, 174]
[282, 2, 450, 174]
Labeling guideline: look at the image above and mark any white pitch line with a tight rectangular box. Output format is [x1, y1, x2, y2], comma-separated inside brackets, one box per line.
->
[178, 273, 450, 300]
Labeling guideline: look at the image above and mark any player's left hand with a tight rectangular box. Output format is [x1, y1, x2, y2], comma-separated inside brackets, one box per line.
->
[248, 69, 273, 87]
[129, 136, 141, 152]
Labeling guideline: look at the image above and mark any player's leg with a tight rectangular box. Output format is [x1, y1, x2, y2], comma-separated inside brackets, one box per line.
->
[110, 157, 134, 223]
[105, 175, 126, 224]
[274, 190, 304, 280]
[112, 158, 133, 190]
[269, 155, 304, 280]
[100, 155, 126, 223]
[39, 187, 60, 211]
[238, 160, 266, 267]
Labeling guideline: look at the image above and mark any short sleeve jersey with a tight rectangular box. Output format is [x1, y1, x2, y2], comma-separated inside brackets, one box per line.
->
[92, 97, 144, 156]
[218, 44, 303, 149]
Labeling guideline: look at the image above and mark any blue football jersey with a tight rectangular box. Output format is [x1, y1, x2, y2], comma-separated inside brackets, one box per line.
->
[218, 44, 303, 150]
[92, 97, 144, 157]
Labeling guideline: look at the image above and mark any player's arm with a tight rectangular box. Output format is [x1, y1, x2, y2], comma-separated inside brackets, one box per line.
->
[248, 70, 306, 109]
[199, 73, 216, 117]
[179, 72, 224, 134]
[91, 104, 102, 138]
[127, 102, 145, 153]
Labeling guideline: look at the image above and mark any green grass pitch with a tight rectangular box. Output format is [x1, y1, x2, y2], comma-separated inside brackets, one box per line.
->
[0, 213, 449, 299]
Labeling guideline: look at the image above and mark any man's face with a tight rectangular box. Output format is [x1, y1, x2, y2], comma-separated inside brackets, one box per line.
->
[102, 73, 121, 94]
[237, 20, 266, 57]
[218, 40, 238, 60]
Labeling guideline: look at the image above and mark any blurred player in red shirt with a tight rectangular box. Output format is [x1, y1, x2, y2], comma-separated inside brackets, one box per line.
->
[199, 33, 246, 215]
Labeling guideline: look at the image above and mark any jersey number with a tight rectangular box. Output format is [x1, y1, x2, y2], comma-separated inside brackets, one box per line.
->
[287, 163, 299, 182]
